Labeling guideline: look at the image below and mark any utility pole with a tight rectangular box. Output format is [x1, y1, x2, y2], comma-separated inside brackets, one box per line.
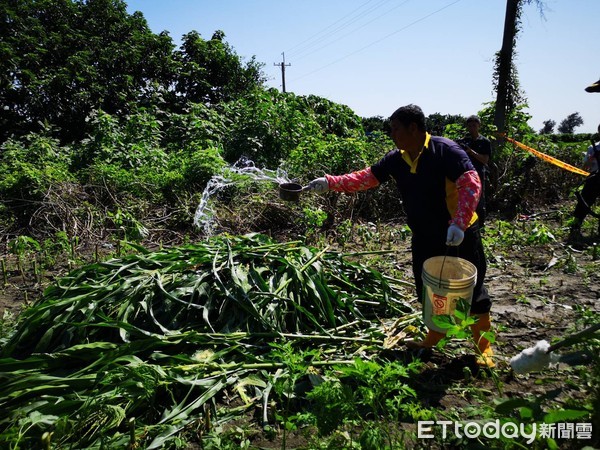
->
[273, 52, 291, 93]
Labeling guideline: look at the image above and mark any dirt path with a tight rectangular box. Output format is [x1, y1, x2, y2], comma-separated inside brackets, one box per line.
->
[487, 239, 599, 363]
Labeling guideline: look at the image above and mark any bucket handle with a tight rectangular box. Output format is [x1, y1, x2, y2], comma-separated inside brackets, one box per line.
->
[437, 245, 457, 288]
[438, 251, 447, 288]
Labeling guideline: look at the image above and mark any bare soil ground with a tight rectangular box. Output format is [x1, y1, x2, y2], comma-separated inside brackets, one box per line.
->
[233, 213, 600, 449]
[1, 212, 598, 449]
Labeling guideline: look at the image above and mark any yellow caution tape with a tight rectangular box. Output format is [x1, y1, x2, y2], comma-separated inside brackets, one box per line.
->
[501, 134, 590, 177]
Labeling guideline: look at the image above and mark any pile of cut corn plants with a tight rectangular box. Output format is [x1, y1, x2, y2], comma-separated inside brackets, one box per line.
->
[0, 233, 416, 449]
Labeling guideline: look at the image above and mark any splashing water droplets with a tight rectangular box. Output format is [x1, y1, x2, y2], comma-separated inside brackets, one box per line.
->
[193, 158, 291, 235]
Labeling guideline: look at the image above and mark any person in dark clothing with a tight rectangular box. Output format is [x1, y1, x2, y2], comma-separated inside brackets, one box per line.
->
[458, 115, 492, 227]
[308, 104, 494, 367]
[569, 123, 600, 242]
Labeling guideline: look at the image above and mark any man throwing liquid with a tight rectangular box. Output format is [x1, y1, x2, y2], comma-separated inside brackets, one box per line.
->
[308, 104, 494, 367]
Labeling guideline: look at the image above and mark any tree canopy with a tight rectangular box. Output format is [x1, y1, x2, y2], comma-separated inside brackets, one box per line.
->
[0, 0, 266, 143]
[557, 112, 584, 134]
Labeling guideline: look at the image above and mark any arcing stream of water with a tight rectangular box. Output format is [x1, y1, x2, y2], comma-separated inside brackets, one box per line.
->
[193, 159, 291, 235]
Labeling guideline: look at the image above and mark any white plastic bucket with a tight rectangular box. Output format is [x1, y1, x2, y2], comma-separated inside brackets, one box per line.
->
[421, 256, 477, 333]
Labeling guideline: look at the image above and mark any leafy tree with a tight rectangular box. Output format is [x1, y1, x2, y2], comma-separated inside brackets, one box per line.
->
[364, 113, 470, 138]
[0, 0, 176, 143]
[539, 119, 555, 134]
[557, 112, 584, 134]
[426, 113, 466, 137]
[361, 116, 389, 134]
[0, 1, 266, 144]
[173, 30, 266, 107]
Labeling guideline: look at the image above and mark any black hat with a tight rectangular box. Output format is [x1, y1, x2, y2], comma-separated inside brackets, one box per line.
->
[585, 77, 600, 93]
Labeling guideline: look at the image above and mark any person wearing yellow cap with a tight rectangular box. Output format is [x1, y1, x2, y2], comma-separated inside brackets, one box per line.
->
[307, 104, 494, 367]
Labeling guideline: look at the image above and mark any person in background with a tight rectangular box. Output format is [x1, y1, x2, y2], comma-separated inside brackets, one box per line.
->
[569, 123, 600, 242]
[308, 104, 494, 367]
[458, 115, 492, 228]
[581, 123, 600, 173]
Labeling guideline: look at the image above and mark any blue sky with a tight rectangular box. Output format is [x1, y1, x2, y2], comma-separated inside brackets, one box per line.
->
[126, 0, 600, 133]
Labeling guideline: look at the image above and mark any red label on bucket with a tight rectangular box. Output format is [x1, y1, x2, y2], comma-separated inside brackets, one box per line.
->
[432, 294, 447, 315]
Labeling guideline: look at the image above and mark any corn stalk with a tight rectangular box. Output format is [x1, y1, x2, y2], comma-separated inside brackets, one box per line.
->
[0, 233, 414, 448]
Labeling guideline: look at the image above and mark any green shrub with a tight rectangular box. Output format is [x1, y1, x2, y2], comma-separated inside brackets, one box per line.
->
[301, 94, 364, 137]
[0, 134, 74, 230]
[0, 135, 73, 199]
[182, 147, 227, 188]
[162, 103, 231, 153]
[76, 110, 166, 170]
[285, 133, 391, 180]
[220, 89, 315, 166]
[219, 89, 365, 168]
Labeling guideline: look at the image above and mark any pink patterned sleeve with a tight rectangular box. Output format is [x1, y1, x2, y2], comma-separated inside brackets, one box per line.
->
[451, 170, 481, 230]
[325, 168, 380, 193]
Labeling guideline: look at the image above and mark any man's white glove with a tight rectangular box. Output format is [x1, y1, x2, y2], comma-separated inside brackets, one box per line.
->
[446, 224, 464, 246]
[308, 177, 329, 193]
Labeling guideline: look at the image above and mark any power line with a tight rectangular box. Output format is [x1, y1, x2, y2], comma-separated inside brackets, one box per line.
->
[285, 0, 377, 55]
[291, 0, 411, 62]
[288, 0, 395, 60]
[290, 0, 462, 83]
[286, 0, 395, 59]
